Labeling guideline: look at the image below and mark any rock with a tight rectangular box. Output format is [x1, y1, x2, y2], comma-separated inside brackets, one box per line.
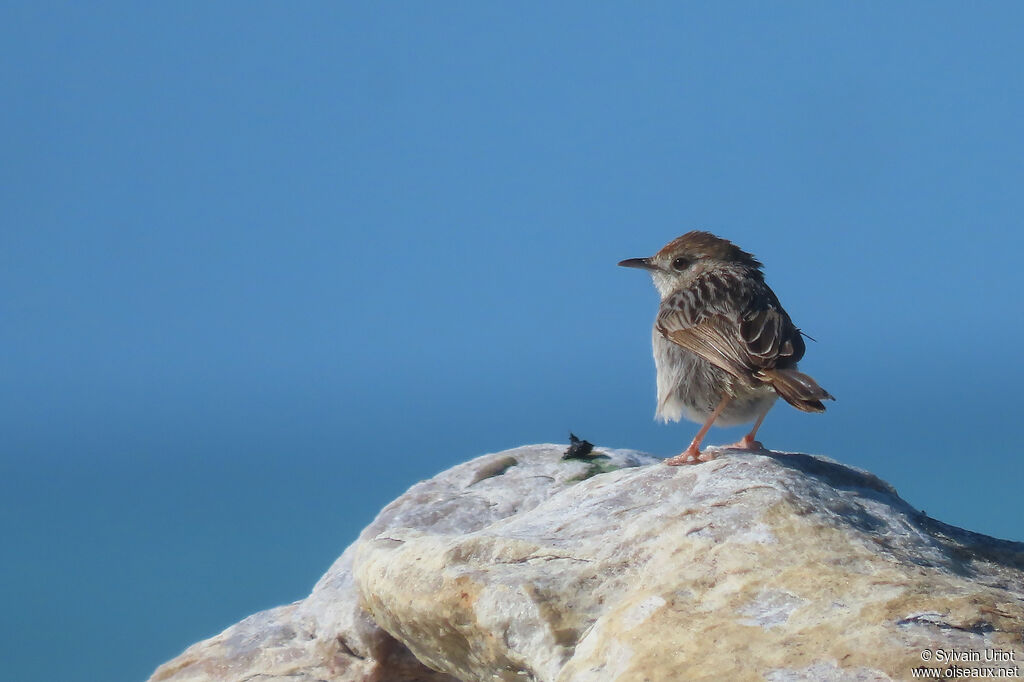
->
[147, 543, 455, 682]
[149, 444, 657, 682]
[151, 444, 1024, 682]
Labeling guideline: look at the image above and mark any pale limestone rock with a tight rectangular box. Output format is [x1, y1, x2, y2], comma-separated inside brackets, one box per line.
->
[149, 445, 656, 681]
[148, 544, 455, 682]
[356, 448, 1024, 682]
[152, 444, 1024, 682]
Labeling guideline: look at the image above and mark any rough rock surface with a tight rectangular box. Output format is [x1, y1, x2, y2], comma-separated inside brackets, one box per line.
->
[149, 445, 654, 682]
[151, 444, 1024, 682]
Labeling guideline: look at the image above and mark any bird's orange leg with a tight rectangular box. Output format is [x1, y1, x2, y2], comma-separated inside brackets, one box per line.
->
[723, 409, 769, 452]
[664, 394, 732, 466]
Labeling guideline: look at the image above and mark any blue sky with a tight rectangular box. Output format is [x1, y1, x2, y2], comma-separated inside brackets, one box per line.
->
[3, 3, 1024, 681]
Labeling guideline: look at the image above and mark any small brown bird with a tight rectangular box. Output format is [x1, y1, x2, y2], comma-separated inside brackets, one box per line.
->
[619, 231, 833, 465]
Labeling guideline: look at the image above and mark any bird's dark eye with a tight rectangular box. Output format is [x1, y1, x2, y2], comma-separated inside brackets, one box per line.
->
[671, 257, 690, 271]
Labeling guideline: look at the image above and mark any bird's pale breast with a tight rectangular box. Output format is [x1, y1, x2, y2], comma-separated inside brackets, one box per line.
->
[652, 327, 777, 427]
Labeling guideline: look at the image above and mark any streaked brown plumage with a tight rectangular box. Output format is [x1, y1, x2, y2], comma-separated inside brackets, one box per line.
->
[619, 231, 833, 465]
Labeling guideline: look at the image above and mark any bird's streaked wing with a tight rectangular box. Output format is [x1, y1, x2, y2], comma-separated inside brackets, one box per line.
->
[655, 270, 804, 383]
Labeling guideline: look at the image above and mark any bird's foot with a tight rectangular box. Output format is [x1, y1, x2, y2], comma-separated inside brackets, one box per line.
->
[722, 435, 766, 452]
[664, 445, 717, 466]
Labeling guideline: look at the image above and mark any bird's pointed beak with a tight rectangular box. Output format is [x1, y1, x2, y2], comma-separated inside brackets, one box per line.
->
[617, 257, 657, 271]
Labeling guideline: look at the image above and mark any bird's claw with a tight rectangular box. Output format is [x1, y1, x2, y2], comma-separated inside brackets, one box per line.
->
[664, 447, 717, 466]
[723, 437, 765, 452]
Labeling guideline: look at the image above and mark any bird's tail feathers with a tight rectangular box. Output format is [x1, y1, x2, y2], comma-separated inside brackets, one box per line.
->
[758, 368, 834, 413]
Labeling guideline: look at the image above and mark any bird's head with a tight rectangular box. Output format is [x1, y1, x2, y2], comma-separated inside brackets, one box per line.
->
[618, 231, 763, 298]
